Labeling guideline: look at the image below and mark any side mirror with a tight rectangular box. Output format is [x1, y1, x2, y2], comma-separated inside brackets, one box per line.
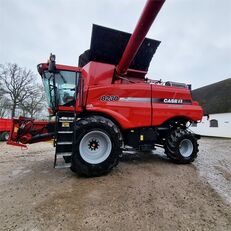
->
[48, 53, 56, 72]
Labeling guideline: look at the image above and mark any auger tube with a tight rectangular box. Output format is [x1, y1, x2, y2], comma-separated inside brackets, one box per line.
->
[116, 0, 165, 75]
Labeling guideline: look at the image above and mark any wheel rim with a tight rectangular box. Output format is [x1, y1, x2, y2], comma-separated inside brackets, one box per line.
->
[4, 133, 9, 141]
[179, 139, 193, 158]
[79, 131, 112, 164]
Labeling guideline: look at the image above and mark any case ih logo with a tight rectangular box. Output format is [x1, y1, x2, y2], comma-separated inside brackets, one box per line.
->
[100, 95, 119, 102]
[163, 98, 183, 104]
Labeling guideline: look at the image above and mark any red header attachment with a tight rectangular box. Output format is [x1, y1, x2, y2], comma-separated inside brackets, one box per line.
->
[116, 0, 165, 75]
[7, 117, 55, 148]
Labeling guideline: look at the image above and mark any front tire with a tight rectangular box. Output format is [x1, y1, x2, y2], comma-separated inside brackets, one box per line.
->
[164, 129, 199, 164]
[1, 132, 10, 141]
[71, 116, 122, 177]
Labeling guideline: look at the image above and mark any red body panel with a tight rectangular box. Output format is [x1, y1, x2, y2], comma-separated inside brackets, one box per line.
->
[81, 62, 114, 87]
[86, 84, 152, 129]
[151, 85, 202, 125]
[151, 103, 202, 126]
[81, 61, 203, 129]
[0, 118, 12, 132]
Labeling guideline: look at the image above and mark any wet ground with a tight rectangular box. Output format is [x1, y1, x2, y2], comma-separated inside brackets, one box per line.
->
[0, 137, 230, 231]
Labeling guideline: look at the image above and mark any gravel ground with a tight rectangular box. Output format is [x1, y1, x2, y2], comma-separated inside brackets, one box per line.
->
[0, 137, 230, 231]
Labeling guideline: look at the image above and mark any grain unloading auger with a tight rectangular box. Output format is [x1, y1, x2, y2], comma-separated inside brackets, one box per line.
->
[8, 0, 203, 176]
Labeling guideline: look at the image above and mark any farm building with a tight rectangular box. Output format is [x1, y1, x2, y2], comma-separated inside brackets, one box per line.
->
[190, 78, 231, 138]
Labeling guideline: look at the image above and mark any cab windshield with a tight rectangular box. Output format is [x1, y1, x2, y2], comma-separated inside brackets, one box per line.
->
[42, 70, 79, 110]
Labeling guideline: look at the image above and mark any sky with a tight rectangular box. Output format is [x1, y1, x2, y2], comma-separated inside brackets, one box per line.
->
[0, 0, 230, 89]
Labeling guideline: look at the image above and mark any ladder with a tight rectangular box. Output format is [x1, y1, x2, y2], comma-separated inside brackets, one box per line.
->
[54, 111, 76, 168]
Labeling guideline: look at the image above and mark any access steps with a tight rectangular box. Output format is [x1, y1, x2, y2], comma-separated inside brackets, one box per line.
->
[54, 112, 76, 169]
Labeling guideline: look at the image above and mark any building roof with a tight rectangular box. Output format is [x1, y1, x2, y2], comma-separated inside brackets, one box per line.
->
[192, 78, 231, 114]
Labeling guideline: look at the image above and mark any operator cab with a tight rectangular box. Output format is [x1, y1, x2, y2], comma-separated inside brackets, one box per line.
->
[37, 54, 82, 114]
[42, 70, 77, 107]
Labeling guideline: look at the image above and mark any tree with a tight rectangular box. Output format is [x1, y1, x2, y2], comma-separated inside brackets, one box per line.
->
[0, 63, 36, 118]
[0, 81, 3, 97]
[19, 84, 46, 118]
[0, 81, 10, 117]
[0, 96, 11, 118]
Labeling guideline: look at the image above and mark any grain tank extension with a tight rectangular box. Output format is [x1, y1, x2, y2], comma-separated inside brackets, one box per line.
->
[8, 0, 203, 176]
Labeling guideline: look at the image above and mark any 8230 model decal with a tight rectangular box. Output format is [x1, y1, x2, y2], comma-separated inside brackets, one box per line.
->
[100, 95, 119, 102]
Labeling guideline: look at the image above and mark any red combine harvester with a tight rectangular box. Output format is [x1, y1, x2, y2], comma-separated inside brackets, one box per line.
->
[8, 0, 203, 176]
[0, 118, 12, 141]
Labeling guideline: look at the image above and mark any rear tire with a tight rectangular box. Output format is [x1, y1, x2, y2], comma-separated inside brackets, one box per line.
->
[1, 132, 10, 141]
[71, 116, 122, 177]
[164, 129, 199, 164]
